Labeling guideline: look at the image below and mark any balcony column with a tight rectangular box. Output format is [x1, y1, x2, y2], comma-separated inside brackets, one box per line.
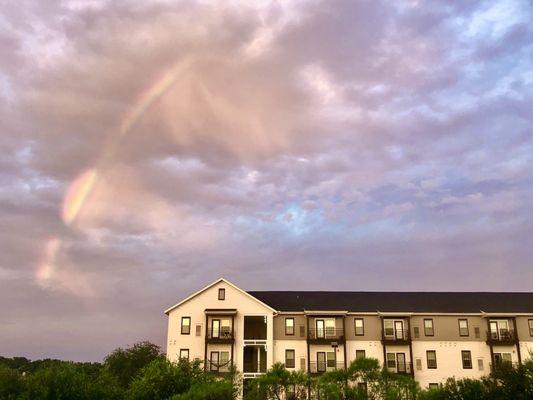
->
[342, 317, 347, 369]
[513, 317, 522, 364]
[204, 314, 208, 371]
[407, 318, 414, 377]
[231, 314, 235, 368]
[487, 318, 494, 366]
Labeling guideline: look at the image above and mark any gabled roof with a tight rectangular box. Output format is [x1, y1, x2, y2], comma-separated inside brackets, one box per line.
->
[164, 278, 276, 315]
[248, 291, 533, 314]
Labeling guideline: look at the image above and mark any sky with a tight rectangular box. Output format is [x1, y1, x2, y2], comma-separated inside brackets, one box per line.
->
[1, 0, 532, 362]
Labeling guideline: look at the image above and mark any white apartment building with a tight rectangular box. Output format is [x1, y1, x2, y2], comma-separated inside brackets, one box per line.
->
[165, 278, 533, 391]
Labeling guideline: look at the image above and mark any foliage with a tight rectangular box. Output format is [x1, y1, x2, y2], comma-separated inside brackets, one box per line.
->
[0, 346, 532, 400]
[104, 341, 164, 387]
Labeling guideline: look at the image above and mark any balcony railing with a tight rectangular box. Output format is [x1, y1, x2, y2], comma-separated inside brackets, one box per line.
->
[382, 329, 411, 342]
[307, 328, 345, 341]
[243, 362, 267, 374]
[490, 362, 520, 374]
[486, 329, 517, 344]
[206, 328, 234, 341]
[386, 362, 413, 375]
[205, 359, 232, 374]
[309, 362, 345, 374]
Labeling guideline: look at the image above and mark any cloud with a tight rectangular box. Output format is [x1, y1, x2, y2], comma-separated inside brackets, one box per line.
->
[0, 0, 532, 361]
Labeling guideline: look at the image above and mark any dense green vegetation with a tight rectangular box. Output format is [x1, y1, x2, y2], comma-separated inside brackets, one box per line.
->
[0, 342, 532, 400]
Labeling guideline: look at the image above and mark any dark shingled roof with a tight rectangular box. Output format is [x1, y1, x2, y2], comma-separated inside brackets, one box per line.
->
[247, 291, 533, 313]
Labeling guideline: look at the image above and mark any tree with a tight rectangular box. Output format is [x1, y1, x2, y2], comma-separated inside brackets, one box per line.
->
[104, 341, 164, 387]
[127, 358, 205, 400]
[0, 365, 26, 400]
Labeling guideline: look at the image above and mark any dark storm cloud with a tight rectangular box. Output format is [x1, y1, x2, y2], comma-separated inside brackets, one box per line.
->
[0, 0, 532, 361]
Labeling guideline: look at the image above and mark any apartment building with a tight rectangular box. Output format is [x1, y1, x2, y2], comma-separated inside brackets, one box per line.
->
[165, 278, 533, 390]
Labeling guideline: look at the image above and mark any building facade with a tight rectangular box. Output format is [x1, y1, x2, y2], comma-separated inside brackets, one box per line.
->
[165, 278, 533, 390]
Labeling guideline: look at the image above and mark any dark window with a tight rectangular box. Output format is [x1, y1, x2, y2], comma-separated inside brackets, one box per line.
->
[357, 382, 367, 394]
[356, 350, 366, 359]
[181, 317, 191, 335]
[195, 324, 201, 336]
[458, 319, 469, 337]
[285, 349, 295, 368]
[428, 383, 439, 390]
[474, 326, 480, 338]
[426, 350, 437, 369]
[355, 318, 364, 336]
[424, 319, 434, 336]
[179, 349, 189, 360]
[218, 288, 225, 300]
[529, 320, 533, 337]
[414, 327, 420, 338]
[461, 351, 472, 369]
[285, 318, 295, 335]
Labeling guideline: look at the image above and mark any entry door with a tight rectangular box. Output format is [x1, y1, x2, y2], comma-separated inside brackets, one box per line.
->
[212, 319, 220, 338]
[395, 321, 404, 340]
[316, 320, 325, 339]
[396, 353, 406, 372]
[490, 321, 499, 340]
[210, 351, 219, 371]
[325, 319, 335, 338]
[220, 319, 230, 338]
[317, 352, 326, 372]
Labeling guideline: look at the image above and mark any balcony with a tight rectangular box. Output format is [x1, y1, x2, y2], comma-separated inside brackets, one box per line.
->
[206, 328, 234, 344]
[205, 359, 233, 375]
[386, 362, 413, 375]
[309, 362, 345, 376]
[243, 362, 267, 374]
[490, 362, 520, 374]
[307, 328, 345, 344]
[382, 329, 411, 345]
[486, 329, 517, 345]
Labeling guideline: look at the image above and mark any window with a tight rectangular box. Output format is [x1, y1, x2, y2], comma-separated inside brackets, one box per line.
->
[386, 353, 396, 368]
[355, 318, 364, 336]
[461, 351, 472, 369]
[285, 318, 295, 335]
[326, 352, 336, 368]
[424, 319, 434, 336]
[195, 324, 202, 336]
[181, 317, 191, 335]
[179, 349, 189, 360]
[529, 319, 533, 337]
[356, 350, 366, 359]
[428, 383, 439, 390]
[413, 327, 420, 338]
[285, 349, 295, 368]
[426, 350, 437, 369]
[458, 319, 469, 337]
[478, 359, 484, 371]
[357, 382, 367, 393]
[218, 288, 225, 300]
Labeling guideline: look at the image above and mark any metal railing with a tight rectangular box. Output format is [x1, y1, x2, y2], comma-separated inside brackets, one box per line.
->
[206, 328, 233, 340]
[486, 329, 516, 342]
[205, 359, 232, 373]
[307, 327, 345, 340]
[309, 362, 345, 374]
[490, 361, 520, 373]
[243, 362, 267, 374]
[383, 329, 410, 341]
[386, 362, 413, 374]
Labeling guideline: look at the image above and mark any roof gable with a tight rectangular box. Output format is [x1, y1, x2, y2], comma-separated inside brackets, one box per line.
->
[164, 278, 276, 315]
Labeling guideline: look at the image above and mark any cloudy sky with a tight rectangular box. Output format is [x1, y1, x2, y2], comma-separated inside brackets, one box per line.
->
[1, 0, 532, 362]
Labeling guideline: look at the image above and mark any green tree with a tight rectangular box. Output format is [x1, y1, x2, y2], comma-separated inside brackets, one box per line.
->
[127, 358, 205, 400]
[104, 341, 164, 387]
[0, 365, 26, 400]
